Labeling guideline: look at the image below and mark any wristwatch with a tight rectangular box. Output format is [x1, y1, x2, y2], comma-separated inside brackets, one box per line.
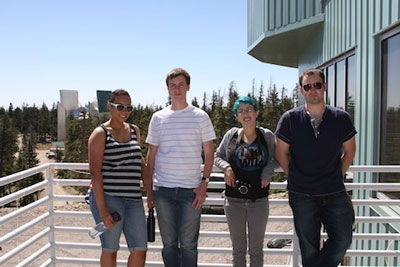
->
[202, 177, 210, 182]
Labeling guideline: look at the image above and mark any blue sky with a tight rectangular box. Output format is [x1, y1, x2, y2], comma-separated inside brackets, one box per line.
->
[0, 0, 298, 109]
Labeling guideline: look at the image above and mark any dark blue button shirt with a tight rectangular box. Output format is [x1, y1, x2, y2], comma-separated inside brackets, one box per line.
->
[275, 105, 357, 196]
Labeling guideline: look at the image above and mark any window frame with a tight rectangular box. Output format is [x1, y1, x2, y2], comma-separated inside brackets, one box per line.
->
[378, 26, 400, 187]
[319, 50, 356, 115]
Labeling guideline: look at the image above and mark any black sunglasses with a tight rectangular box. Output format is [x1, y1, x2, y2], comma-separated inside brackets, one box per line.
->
[109, 102, 133, 112]
[303, 82, 323, 91]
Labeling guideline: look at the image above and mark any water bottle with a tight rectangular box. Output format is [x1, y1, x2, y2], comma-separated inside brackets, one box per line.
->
[147, 208, 155, 242]
[89, 211, 121, 239]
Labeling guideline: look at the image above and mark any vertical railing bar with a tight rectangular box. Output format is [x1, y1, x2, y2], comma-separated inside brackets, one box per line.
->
[46, 166, 55, 266]
[292, 228, 300, 267]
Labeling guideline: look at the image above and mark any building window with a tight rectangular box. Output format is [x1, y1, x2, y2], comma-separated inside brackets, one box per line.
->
[322, 52, 356, 121]
[380, 28, 400, 199]
[326, 65, 335, 106]
[347, 55, 356, 120]
[336, 60, 346, 110]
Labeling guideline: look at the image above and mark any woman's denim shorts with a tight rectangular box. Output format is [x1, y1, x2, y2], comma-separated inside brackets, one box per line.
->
[90, 192, 147, 252]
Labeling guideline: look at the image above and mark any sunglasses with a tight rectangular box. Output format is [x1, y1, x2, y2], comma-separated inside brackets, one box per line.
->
[109, 102, 133, 112]
[303, 82, 323, 91]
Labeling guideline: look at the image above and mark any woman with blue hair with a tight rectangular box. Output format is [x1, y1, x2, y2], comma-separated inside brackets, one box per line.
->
[215, 96, 278, 267]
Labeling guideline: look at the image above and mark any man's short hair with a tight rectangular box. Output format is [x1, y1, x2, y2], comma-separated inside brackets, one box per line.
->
[299, 69, 325, 87]
[108, 89, 130, 103]
[166, 68, 191, 86]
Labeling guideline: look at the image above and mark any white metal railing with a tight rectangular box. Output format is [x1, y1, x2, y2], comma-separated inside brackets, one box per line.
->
[0, 163, 399, 266]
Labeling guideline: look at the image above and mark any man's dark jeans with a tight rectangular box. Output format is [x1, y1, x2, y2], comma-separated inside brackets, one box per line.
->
[289, 191, 354, 267]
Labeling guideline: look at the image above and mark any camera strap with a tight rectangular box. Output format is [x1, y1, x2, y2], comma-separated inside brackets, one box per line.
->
[228, 128, 267, 161]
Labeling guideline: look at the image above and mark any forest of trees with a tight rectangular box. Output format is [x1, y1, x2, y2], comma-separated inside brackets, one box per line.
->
[0, 81, 298, 202]
[0, 103, 57, 203]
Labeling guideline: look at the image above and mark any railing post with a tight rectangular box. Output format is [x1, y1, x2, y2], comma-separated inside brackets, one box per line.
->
[46, 165, 56, 266]
[292, 228, 301, 267]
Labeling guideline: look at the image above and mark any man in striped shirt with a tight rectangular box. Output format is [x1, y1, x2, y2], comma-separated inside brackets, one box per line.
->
[146, 68, 216, 267]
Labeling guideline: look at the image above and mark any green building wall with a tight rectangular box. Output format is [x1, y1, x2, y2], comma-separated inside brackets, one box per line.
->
[248, 0, 400, 265]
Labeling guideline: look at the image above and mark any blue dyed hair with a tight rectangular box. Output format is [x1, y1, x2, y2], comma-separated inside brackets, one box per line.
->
[232, 96, 259, 115]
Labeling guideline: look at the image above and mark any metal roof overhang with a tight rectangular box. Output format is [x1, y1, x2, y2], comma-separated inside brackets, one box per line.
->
[248, 14, 324, 68]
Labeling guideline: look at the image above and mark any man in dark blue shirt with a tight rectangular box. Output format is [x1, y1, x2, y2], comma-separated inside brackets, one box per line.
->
[275, 69, 357, 267]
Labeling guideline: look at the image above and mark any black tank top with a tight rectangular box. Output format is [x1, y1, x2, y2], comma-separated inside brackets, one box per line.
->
[101, 124, 142, 199]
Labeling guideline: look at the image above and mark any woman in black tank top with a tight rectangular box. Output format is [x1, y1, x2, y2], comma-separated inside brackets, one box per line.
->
[88, 89, 149, 267]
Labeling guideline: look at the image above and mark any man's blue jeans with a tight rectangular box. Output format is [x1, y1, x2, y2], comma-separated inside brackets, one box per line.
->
[154, 186, 202, 267]
[289, 191, 354, 267]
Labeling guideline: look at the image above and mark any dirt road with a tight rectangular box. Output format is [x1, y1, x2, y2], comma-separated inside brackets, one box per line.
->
[37, 147, 79, 206]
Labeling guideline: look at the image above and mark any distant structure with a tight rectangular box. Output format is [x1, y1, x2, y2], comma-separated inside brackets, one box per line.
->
[57, 90, 79, 141]
[56, 89, 110, 141]
[96, 90, 112, 113]
[87, 101, 98, 115]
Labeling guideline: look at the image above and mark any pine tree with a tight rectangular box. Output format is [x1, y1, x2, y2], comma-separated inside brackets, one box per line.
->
[13, 107, 23, 131]
[263, 83, 281, 132]
[65, 111, 92, 162]
[38, 103, 51, 142]
[211, 100, 227, 145]
[292, 83, 300, 107]
[14, 126, 43, 205]
[8, 103, 14, 118]
[49, 104, 57, 140]
[211, 88, 238, 145]
[257, 81, 265, 123]
[21, 105, 40, 134]
[201, 92, 209, 113]
[55, 147, 63, 162]
[0, 113, 18, 177]
[227, 81, 239, 110]
[210, 91, 218, 115]
[191, 97, 199, 107]
[280, 86, 294, 116]
[225, 81, 239, 136]
[0, 113, 18, 197]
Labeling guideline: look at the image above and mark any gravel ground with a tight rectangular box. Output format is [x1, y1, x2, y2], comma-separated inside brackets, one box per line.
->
[0, 193, 293, 267]
[2, 148, 294, 266]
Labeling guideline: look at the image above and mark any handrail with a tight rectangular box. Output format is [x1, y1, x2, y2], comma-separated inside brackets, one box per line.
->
[0, 212, 49, 245]
[0, 164, 49, 186]
[0, 228, 50, 265]
[0, 196, 49, 225]
[0, 180, 48, 206]
[0, 163, 399, 266]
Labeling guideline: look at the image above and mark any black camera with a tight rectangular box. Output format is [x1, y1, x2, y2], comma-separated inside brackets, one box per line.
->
[235, 180, 251, 195]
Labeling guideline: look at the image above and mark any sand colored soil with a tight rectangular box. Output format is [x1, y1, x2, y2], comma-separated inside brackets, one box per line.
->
[0, 148, 293, 266]
[0, 193, 293, 266]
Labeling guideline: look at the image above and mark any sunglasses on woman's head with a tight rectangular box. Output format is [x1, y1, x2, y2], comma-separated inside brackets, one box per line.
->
[109, 102, 133, 112]
[303, 82, 323, 91]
